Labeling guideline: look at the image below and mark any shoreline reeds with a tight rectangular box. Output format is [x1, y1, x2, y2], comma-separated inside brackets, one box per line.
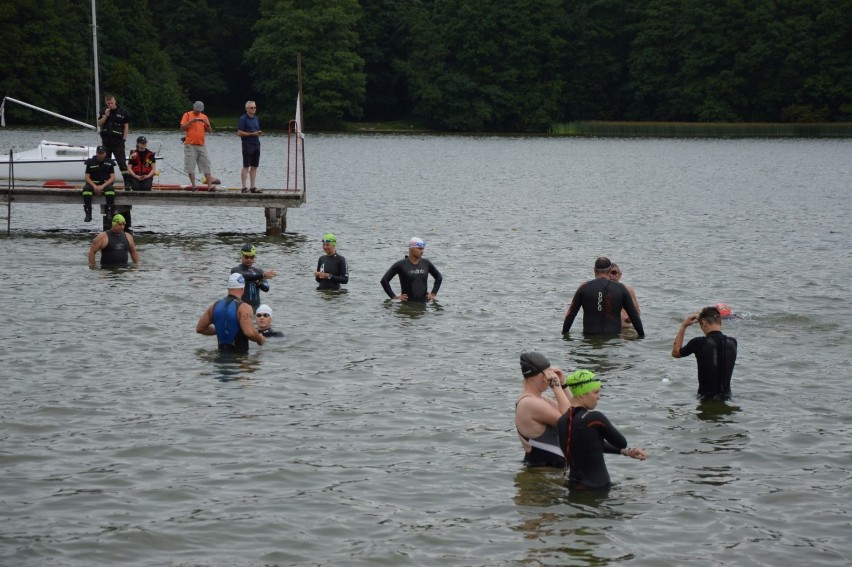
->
[550, 121, 852, 138]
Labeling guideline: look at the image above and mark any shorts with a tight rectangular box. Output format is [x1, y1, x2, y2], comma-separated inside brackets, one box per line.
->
[184, 144, 211, 175]
[242, 145, 261, 168]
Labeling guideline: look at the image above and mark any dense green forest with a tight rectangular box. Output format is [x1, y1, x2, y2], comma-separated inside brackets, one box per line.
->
[1, 0, 851, 131]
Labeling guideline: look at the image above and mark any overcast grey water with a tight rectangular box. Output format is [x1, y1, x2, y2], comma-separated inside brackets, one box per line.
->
[1, 128, 851, 566]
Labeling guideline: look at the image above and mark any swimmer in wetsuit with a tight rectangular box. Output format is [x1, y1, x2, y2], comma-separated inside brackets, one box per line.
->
[231, 243, 277, 312]
[255, 304, 284, 338]
[556, 370, 646, 490]
[196, 273, 266, 353]
[514, 351, 572, 468]
[87, 214, 140, 268]
[672, 306, 738, 400]
[562, 256, 644, 336]
[380, 237, 442, 302]
[314, 233, 349, 291]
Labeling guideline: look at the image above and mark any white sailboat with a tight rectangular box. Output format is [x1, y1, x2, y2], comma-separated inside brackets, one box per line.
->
[0, 0, 103, 183]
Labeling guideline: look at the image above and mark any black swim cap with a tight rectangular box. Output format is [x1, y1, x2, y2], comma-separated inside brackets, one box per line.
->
[520, 351, 551, 378]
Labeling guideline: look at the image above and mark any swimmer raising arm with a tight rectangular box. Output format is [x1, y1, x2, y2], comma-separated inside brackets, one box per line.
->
[671, 313, 699, 358]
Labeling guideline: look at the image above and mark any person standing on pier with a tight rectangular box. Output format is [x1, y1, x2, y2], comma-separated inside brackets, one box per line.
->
[87, 214, 140, 268]
[127, 136, 157, 191]
[314, 233, 349, 291]
[180, 101, 218, 191]
[81, 146, 116, 223]
[237, 100, 263, 193]
[97, 94, 131, 189]
[380, 237, 442, 302]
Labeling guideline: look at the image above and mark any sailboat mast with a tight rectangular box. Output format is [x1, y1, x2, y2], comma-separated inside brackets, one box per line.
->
[91, 0, 100, 135]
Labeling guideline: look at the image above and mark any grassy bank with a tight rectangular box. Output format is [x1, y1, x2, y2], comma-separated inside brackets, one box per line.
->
[550, 121, 852, 138]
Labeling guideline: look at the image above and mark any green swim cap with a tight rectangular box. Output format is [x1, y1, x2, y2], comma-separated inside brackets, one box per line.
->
[322, 233, 337, 244]
[112, 214, 126, 225]
[565, 369, 601, 396]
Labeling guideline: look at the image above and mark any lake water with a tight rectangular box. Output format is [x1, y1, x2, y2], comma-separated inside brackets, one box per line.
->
[1, 128, 851, 566]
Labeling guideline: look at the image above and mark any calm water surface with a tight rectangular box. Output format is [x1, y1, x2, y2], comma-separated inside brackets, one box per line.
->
[1, 128, 851, 566]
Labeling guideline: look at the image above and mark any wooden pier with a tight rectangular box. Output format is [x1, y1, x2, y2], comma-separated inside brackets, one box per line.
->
[1, 185, 306, 235]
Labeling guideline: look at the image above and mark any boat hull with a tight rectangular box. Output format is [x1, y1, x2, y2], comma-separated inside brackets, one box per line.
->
[0, 140, 96, 182]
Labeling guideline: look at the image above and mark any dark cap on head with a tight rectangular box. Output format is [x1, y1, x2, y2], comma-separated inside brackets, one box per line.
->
[136, 135, 147, 144]
[594, 256, 612, 271]
[96, 145, 106, 153]
[520, 351, 551, 378]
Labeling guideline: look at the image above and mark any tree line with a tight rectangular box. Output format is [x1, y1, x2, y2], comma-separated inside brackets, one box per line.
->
[2, 0, 850, 132]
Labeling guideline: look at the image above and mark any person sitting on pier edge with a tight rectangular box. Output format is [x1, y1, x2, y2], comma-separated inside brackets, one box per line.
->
[315, 233, 349, 291]
[196, 273, 266, 353]
[255, 304, 284, 338]
[562, 256, 644, 336]
[380, 237, 442, 302]
[127, 136, 157, 191]
[87, 214, 140, 268]
[97, 94, 131, 189]
[82, 146, 116, 223]
[230, 243, 276, 312]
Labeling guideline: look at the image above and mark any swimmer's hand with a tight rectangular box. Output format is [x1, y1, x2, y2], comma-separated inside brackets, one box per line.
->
[395, 294, 408, 301]
[622, 447, 647, 461]
[545, 368, 564, 389]
[682, 313, 699, 327]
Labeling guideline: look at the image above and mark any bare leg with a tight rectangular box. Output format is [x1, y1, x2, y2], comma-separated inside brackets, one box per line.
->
[249, 166, 258, 188]
[188, 173, 196, 188]
[241, 167, 248, 188]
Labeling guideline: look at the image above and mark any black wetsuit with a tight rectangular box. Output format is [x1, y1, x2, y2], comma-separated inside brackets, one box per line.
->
[260, 328, 284, 338]
[380, 257, 442, 302]
[562, 277, 644, 336]
[230, 264, 269, 311]
[100, 230, 130, 266]
[212, 295, 249, 353]
[556, 406, 627, 490]
[679, 330, 737, 400]
[316, 253, 349, 290]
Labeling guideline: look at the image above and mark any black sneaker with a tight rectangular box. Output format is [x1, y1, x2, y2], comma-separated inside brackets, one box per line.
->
[250, 187, 262, 194]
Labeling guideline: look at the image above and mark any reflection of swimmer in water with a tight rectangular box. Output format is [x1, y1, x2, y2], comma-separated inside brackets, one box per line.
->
[196, 273, 266, 353]
[255, 304, 284, 338]
[515, 352, 572, 468]
[556, 370, 646, 490]
[672, 306, 738, 400]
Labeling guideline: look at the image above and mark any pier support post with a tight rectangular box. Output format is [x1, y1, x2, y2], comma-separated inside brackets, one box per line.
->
[265, 207, 286, 236]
